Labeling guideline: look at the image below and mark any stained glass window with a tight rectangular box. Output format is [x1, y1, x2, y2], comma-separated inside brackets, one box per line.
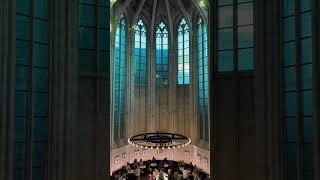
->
[134, 19, 147, 86]
[197, 17, 209, 142]
[113, 15, 126, 141]
[177, 18, 190, 85]
[156, 21, 169, 86]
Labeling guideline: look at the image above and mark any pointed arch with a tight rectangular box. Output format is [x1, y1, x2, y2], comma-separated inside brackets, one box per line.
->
[113, 15, 127, 141]
[155, 21, 169, 86]
[177, 17, 190, 85]
[197, 17, 209, 141]
[134, 18, 148, 86]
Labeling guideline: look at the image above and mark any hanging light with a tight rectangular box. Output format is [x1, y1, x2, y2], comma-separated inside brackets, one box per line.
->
[128, 132, 191, 150]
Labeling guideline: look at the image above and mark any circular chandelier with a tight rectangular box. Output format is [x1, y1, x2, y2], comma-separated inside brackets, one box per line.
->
[128, 132, 191, 150]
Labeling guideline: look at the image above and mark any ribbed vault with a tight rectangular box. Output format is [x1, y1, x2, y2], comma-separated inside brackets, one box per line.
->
[111, 0, 209, 28]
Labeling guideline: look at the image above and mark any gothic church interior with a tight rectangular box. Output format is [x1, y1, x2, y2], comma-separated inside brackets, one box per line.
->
[0, 0, 320, 179]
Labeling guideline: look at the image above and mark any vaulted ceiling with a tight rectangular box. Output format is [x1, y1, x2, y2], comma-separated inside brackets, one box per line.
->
[111, 0, 208, 27]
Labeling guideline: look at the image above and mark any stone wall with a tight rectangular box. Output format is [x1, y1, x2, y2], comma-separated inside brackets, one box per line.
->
[111, 145, 210, 175]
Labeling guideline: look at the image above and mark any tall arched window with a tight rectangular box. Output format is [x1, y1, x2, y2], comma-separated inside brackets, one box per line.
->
[134, 19, 147, 86]
[156, 21, 169, 86]
[197, 17, 209, 141]
[177, 17, 190, 85]
[113, 15, 126, 141]
[282, 0, 313, 179]
[15, 0, 49, 179]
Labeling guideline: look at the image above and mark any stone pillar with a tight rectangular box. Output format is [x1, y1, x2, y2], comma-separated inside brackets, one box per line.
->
[0, 0, 16, 180]
[170, 26, 178, 133]
[254, 0, 282, 180]
[127, 27, 134, 137]
[48, 0, 79, 179]
[192, 17, 200, 145]
[169, 33, 176, 133]
[149, 39, 156, 132]
[313, 0, 320, 179]
[209, 0, 216, 177]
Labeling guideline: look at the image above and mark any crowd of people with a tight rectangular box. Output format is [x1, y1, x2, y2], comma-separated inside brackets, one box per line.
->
[112, 157, 210, 180]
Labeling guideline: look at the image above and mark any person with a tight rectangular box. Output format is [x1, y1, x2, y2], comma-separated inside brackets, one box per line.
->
[126, 162, 131, 171]
[189, 162, 194, 171]
[120, 166, 126, 175]
[114, 173, 119, 180]
[152, 156, 156, 162]
[181, 160, 185, 166]
[153, 169, 159, 179]
[173, 171, 179, 179]
[139, 159, 144, 166]
[133, 159, 138, 169]
[192, 172, 200, 180]
[159, 160, 164, 167]
[192, 169, 200, 180]
[147, 171, 156, 180]
[182, 168, 190, 179]
[168, 169, 174, 180]
[119, 174, 126, 180]
[134, 168, 142, 180]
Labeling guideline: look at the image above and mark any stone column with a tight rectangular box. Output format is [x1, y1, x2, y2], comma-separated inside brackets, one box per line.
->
[192, 17, 200, 145]
[0, 0, 16, 180]
[313, 0, 320, 179]
[170, 24, 177, 135]
[48, 0, 79, 179]
[254, 0, 282, 180]
[209, 0, 216, 176]
[127, 27, 134, 137]
[169, 31, 176, 133]
[149, 23, 156, 132]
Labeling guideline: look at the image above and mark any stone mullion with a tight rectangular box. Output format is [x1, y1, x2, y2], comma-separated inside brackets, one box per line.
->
[64, 0, 80, 179]
[192, 19, 200, 144]
[145, 29, 150, 133]
[0, 0, 3, 177]
[171, 28, 177, 133]
[125, 27, 131, 140]
[0, 0, 15, 179]
[295, 0, 304, 179]
[149, 30, 156, 132]
[139, 29, 142, 133]
[312, 0, 320, 178]
[270, 0, 282, 179]
[48, 0, 67, 179]
[26, 0, 35, 179]
[110, 8, 115, 147]
[189, 22, 196, 142]
[210, 0, 216, 177]
[129, 28, 133, 137]
[169, 50, 175, 132]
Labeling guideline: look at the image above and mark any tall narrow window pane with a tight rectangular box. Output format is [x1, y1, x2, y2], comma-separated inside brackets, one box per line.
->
[134, 19, 147, 86]
[113, 15, 126, 141]
[282, 0, 314, 179]
[197, 18, 209, 141]
[156, 21, 169, 86]
[15, 0, 49, 180]
[177, 18, 190, 85]
[217, 0, 255, 72]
